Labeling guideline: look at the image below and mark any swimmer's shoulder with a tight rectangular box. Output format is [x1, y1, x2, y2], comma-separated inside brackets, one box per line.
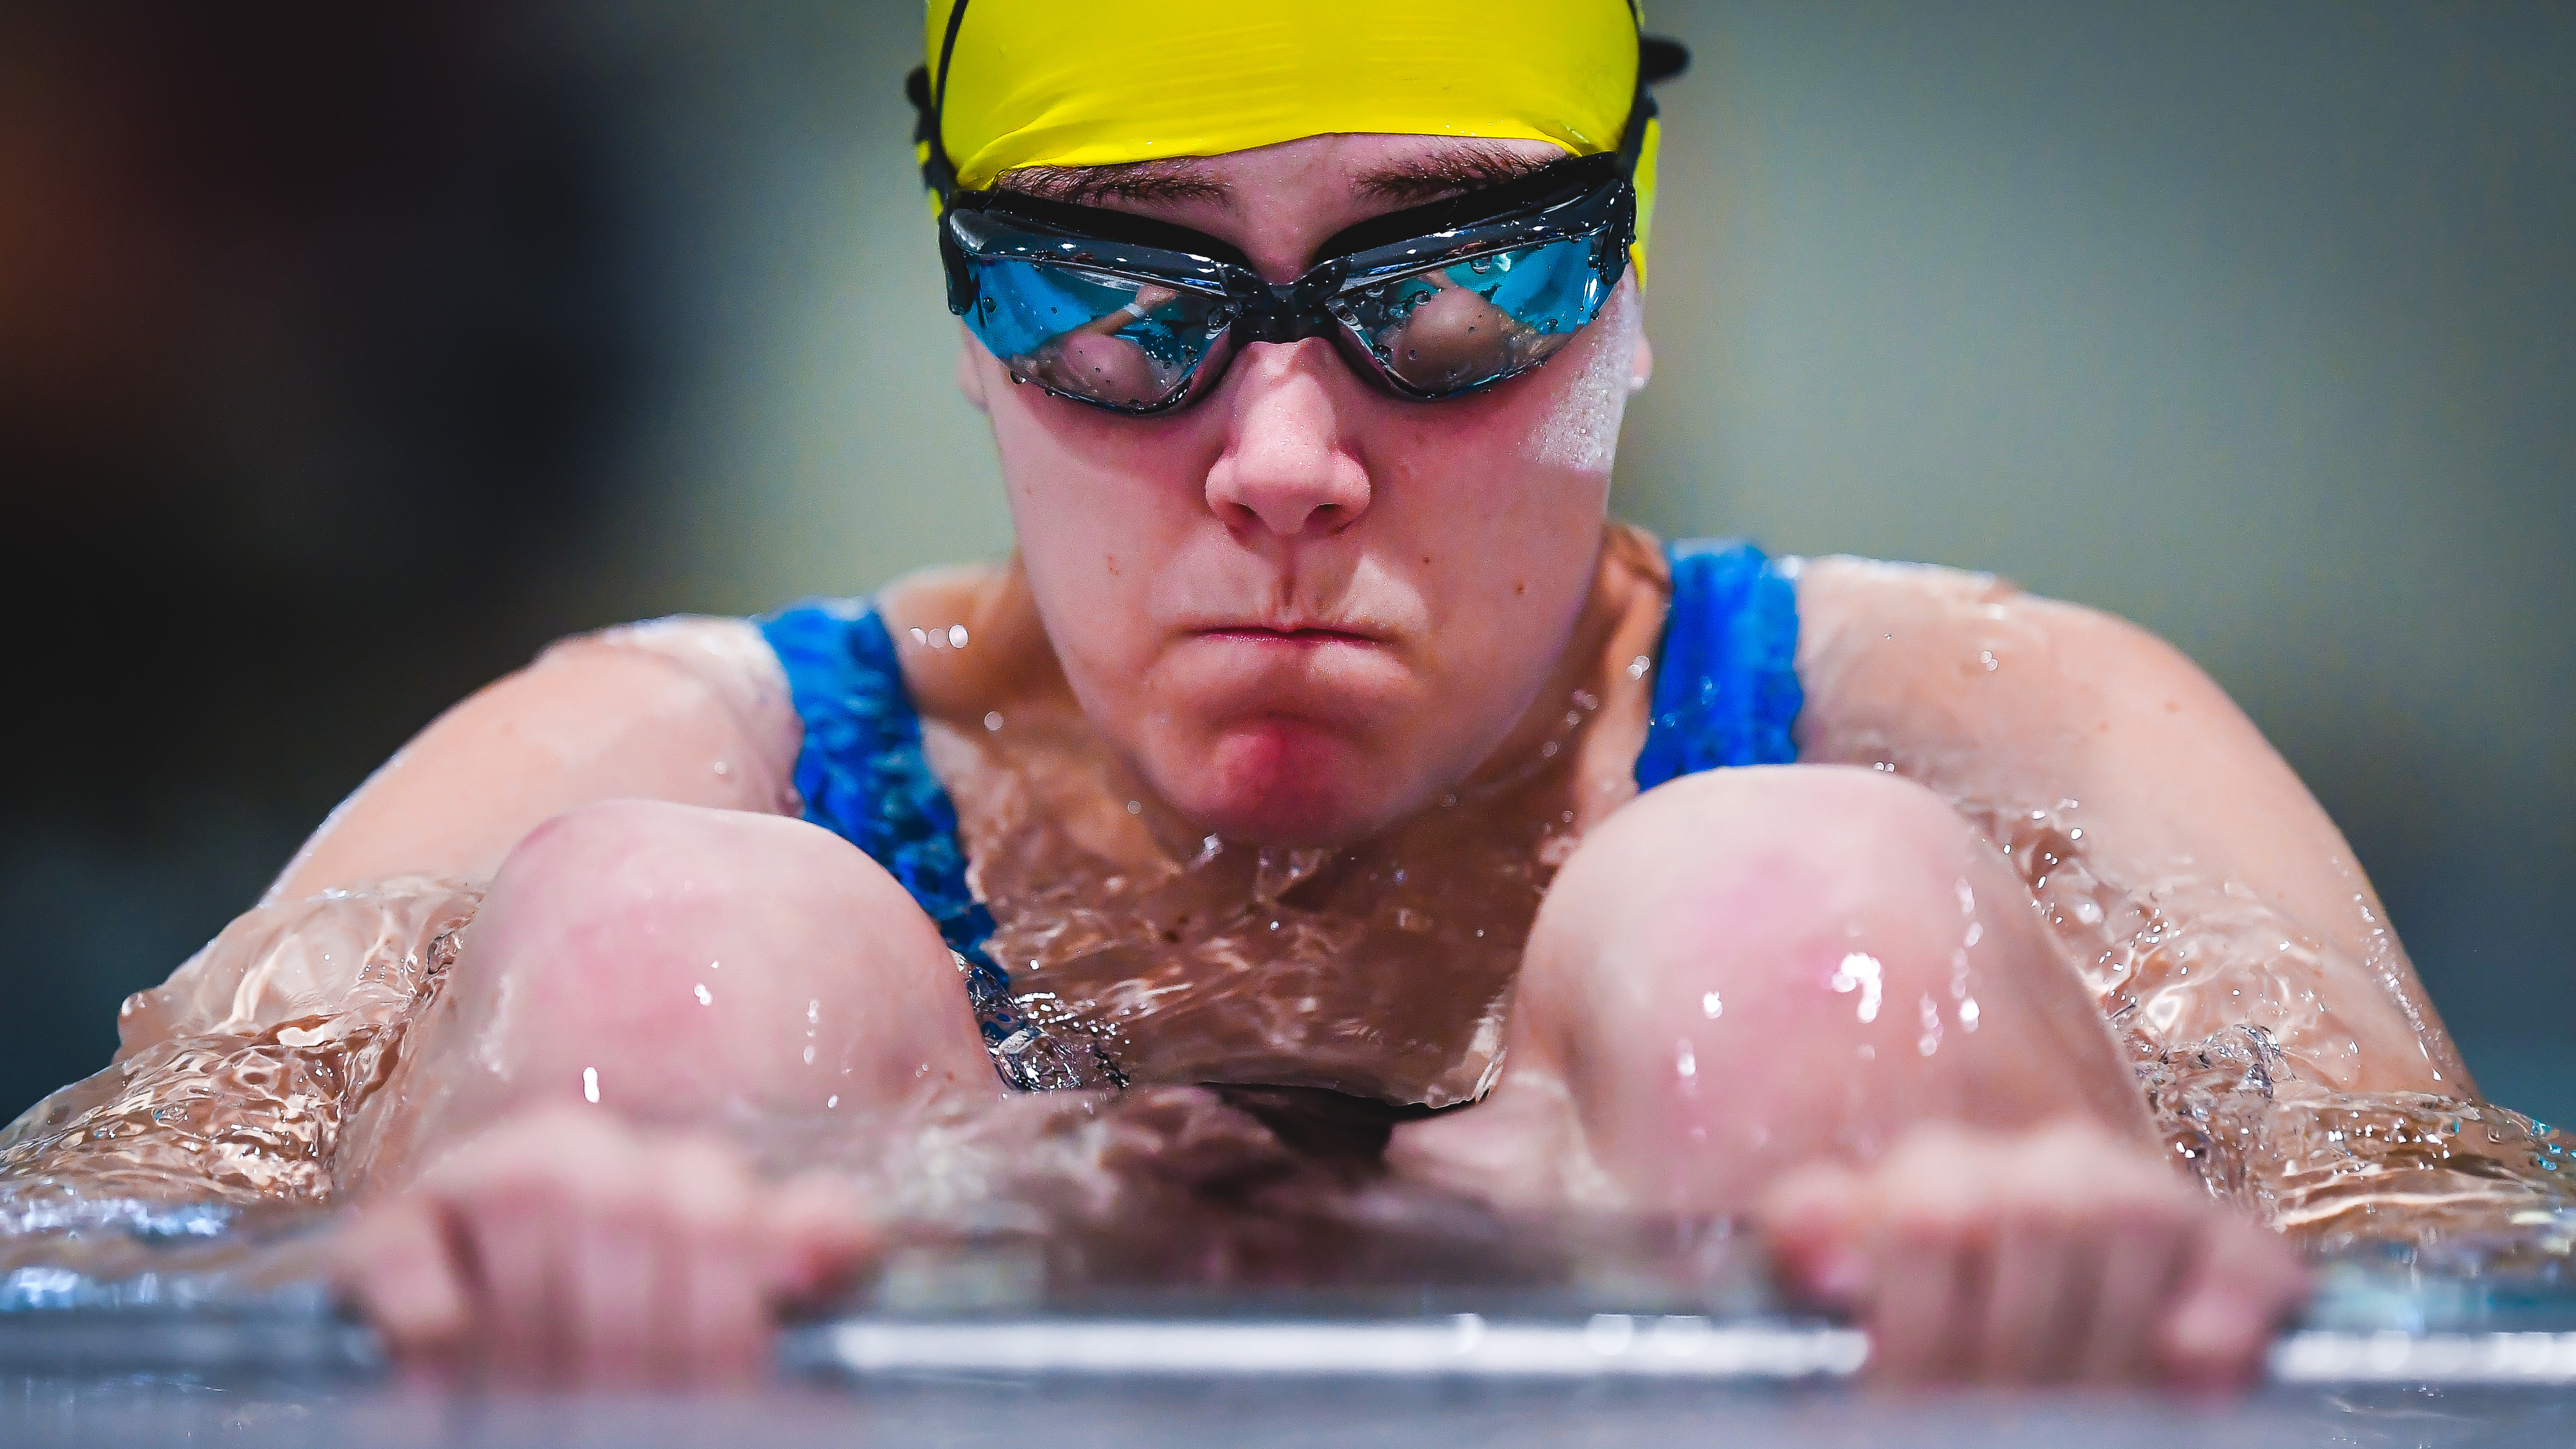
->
[872, 557, 1070, 728]
[540, 615, 802, 752]
[1787, 554, 2237, 757]
[270, 616, 804, 898]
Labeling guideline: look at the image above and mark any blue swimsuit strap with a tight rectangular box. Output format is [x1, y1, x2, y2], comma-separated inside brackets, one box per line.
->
[755, 604, 1017, 1026]
[759, 539, 1799, 1086]
[1634, 538, 1805, 789]
[760, 602, 1126, 1092]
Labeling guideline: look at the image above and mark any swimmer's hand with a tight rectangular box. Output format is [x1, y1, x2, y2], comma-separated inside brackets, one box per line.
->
[1757, 1120, 2308, 1390]
[330, 1104, 873, 1386]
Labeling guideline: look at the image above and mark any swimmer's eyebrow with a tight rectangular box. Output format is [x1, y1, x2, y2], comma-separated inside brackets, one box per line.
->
[1349, 144, 1559, 204]
[989, 144, 1559, 210]
[993, 160, 1231, 207]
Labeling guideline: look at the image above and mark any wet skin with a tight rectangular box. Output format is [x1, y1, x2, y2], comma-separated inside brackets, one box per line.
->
[79, 133, 2471, 1386]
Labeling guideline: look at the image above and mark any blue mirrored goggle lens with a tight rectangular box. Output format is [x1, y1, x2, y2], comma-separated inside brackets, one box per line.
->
[1332, 236, 1614, 396]
[960, 259, 1232, 410]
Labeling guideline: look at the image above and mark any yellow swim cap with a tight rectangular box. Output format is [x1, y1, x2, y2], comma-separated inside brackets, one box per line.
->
[916, 0, 1670, 279]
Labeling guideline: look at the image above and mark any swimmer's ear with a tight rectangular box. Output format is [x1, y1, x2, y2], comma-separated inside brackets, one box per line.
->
[956, 325, 991, 414]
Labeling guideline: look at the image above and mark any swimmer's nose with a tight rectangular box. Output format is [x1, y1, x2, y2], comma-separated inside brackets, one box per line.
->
[1203, 341, 1372, 539]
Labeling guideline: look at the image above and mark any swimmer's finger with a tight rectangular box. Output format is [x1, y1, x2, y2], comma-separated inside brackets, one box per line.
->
[673, 1220, 769, 1386]
[462, 1183, 576, 1384]
[567, 1204, 658, 1385]
[1867, 1221, 1982, 1386]
[1975, 1218, 2087, 1383]
[1976, 1131, 2130, 1383]
[1753, 1162, 1869, 1308]
[2156, 1217, 2308, 1391]
[759, 1172, 878, 1306]
[1858, 1136, 1992, 1386]
[2076, 1214, 2188, 1384]
[653, 1138, 768, 1385]
[334, 1201, 470, 1366]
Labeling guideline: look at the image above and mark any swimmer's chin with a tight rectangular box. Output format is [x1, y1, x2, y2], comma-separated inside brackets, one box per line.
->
[1151, 719, 1427, 846]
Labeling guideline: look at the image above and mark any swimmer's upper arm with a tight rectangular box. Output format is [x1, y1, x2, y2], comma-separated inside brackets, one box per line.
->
[266, 617, 804, 904]
[1792, 556, 2462, 1093]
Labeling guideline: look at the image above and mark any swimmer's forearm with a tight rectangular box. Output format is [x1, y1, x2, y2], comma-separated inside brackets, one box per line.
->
[267, 620, 802, 903]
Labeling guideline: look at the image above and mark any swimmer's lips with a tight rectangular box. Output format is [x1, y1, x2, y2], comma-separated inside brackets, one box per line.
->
[1194, 626, 1385, 647]
[1168, 623, 1413, 724]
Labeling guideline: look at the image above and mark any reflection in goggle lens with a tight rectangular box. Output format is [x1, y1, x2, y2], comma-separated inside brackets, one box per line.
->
[961, 261, 1231, 411]
[1331, 236, 1611, 396]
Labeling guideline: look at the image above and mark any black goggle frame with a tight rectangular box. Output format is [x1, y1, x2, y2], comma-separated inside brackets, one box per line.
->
[937, 152, 1642, 414]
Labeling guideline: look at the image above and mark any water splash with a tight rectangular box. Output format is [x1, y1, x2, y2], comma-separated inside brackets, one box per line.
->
[0, 879, 480, 1207]
[929, 683, 1609, 1108]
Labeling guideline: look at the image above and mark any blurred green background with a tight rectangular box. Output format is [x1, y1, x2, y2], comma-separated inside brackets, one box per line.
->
[2, 1, 2566, 1122]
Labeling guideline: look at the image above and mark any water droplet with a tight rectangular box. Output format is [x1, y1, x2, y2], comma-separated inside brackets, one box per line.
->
[909, 627, 929, 645]
[695, 983, 712, 1006]
[1701, 991, 1723, 1019]
[949, 624, 970, 648]
[582, 1067, 600, 1104]
[1126, 799, 1143, 815]
[1830, 953, 1884, 1024]
[827, 1095, 840, 1108]
[1627, 654, 1651, 680]
[984, 711, 1005, 732]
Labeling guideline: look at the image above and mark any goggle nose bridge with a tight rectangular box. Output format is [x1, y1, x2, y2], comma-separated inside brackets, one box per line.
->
[1228, 265, 1355, 346]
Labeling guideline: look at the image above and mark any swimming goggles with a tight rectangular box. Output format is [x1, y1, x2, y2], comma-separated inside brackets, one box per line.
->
[911, 28, 1682, 416]
[935, 144, 1647, 415]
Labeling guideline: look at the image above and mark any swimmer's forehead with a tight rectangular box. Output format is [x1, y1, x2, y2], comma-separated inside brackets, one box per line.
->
[927, 1, 1639, 193]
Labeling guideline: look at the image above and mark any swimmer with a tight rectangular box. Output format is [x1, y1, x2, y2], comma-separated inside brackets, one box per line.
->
[14, 0, 2522, 1391]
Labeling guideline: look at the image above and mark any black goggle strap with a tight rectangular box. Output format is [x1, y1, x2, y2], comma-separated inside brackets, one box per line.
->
[910, 0, 976, 207]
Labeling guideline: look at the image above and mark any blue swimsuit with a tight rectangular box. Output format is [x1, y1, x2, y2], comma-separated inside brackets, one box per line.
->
[756, 538, 1802, 1097]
